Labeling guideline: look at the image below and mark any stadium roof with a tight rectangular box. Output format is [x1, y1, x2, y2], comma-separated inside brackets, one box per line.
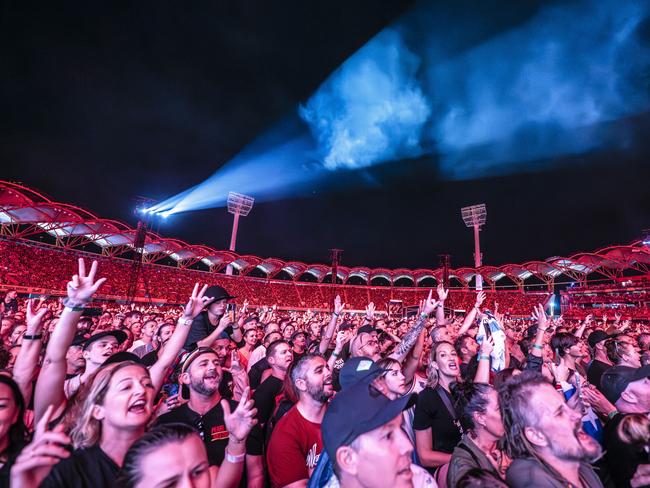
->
[1, 180, 649, 286]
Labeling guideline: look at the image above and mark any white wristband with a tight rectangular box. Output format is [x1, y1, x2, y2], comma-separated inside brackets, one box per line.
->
[225, 448, 246, 463]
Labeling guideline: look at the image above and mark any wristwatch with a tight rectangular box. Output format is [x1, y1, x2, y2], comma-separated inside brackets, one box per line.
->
[179, 317, 193, 327]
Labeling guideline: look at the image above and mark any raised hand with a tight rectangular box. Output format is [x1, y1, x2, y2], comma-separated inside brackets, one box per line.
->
[223, 349, 243, 375]
[66, 258, 107, 305]
[421, 290, 439, 316]
[11, 405, 71, 487]
[334, 330, 348, 351]
[334, 295, 345, 316]
[436, 283, 449, 302]
[26, 298, 49, 335]
[365, 302, 375, 320]
[475, 291, 486, 308]
[480, 335, 494, 356]
[548, 361, 570, 384]
[222, 387, 257, 442]
[532, 304, 549, 331]
[182, 283, 210, 319]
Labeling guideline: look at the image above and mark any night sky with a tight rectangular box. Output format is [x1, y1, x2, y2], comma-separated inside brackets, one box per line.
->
[2, 0, 649, 271]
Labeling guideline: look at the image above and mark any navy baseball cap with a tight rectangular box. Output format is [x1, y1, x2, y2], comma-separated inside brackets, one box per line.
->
[338, 357, 386, 390]
[322, 377, 416, 460]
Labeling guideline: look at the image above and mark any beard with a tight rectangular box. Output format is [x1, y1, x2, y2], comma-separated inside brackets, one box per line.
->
[306, 379, 332, 403]
[549, 425, 602, 463]
[190, 372, 221, 396]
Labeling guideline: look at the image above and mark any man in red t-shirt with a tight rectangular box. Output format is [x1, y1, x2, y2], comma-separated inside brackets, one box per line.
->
[266, 353, 334, 488]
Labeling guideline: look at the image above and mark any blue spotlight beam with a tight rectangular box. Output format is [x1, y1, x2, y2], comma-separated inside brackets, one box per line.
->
[155, 0, 650, 215]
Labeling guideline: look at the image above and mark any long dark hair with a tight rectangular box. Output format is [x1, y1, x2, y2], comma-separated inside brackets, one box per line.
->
[0, 375, 28, 458]
[451, 381, 493, 433]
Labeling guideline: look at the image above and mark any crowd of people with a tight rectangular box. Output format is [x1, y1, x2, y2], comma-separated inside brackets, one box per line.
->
[0, 239, 549, 314]
[0, 257, 649, 487]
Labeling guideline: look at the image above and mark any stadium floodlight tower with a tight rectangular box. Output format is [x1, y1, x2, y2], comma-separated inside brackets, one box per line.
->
[461, 204, 487, 291]
[226, 192, 254, 275]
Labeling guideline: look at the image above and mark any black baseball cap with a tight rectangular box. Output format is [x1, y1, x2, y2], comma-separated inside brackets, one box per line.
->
[71, 334, 88, 347]
[357, 324, 377, 335]
[104, 351, 142, 366]
[587, 330, 611, 349]
[203, 285, 236, 304]
[291, 330, 307, 341]
[601, 365, 650, 404]
[339, 357, 386, 390]
[83, 330, 127, 350]
[322, 376, 416, 460]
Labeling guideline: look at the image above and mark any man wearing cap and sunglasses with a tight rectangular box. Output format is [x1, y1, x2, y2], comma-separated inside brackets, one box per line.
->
[183, 285, 243, 351]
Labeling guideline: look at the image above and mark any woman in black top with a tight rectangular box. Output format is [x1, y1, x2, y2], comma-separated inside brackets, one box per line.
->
[40, 360, 156, 488]
[0, 375, 29, 487]
[413, 341, 462, 470]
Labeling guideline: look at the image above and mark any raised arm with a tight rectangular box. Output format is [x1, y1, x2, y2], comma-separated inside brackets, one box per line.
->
[530, 304, 549, 359]
[473, 336, 494, 384]
[402, 327, 425, 385]
[436, 284, 448, 326]
[573, 314, 592, 339]
[13, 298, 48, 404]
[457, 291, 485, 337]
[150, 283, 208, 392]
[34, 259, 106, 422]
[389, 290, 437, 363]
[319, 295, 344, 355]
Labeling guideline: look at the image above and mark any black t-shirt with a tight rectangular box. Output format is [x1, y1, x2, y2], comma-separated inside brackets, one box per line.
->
[183, 312, 239, 351]
[253, 375, 284, 427]
[156, 399, 244, 466]
[413, 386, 462, 454]
[141, 348, 159, 367]
[248, 357, 270, 390]
[588, 360, 611, 392]
[603, 413, 650, 488]
[41, 445, 119, 488]
[248, 375, 285, 456]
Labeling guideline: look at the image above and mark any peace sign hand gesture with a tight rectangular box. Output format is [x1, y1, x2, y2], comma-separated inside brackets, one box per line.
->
[26, 298, 49, 335]
[66, 258, 107, 306]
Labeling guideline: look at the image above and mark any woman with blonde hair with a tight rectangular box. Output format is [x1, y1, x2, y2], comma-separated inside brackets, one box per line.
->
[40, 360, 155, 487]
[413, 338, 494, 476]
